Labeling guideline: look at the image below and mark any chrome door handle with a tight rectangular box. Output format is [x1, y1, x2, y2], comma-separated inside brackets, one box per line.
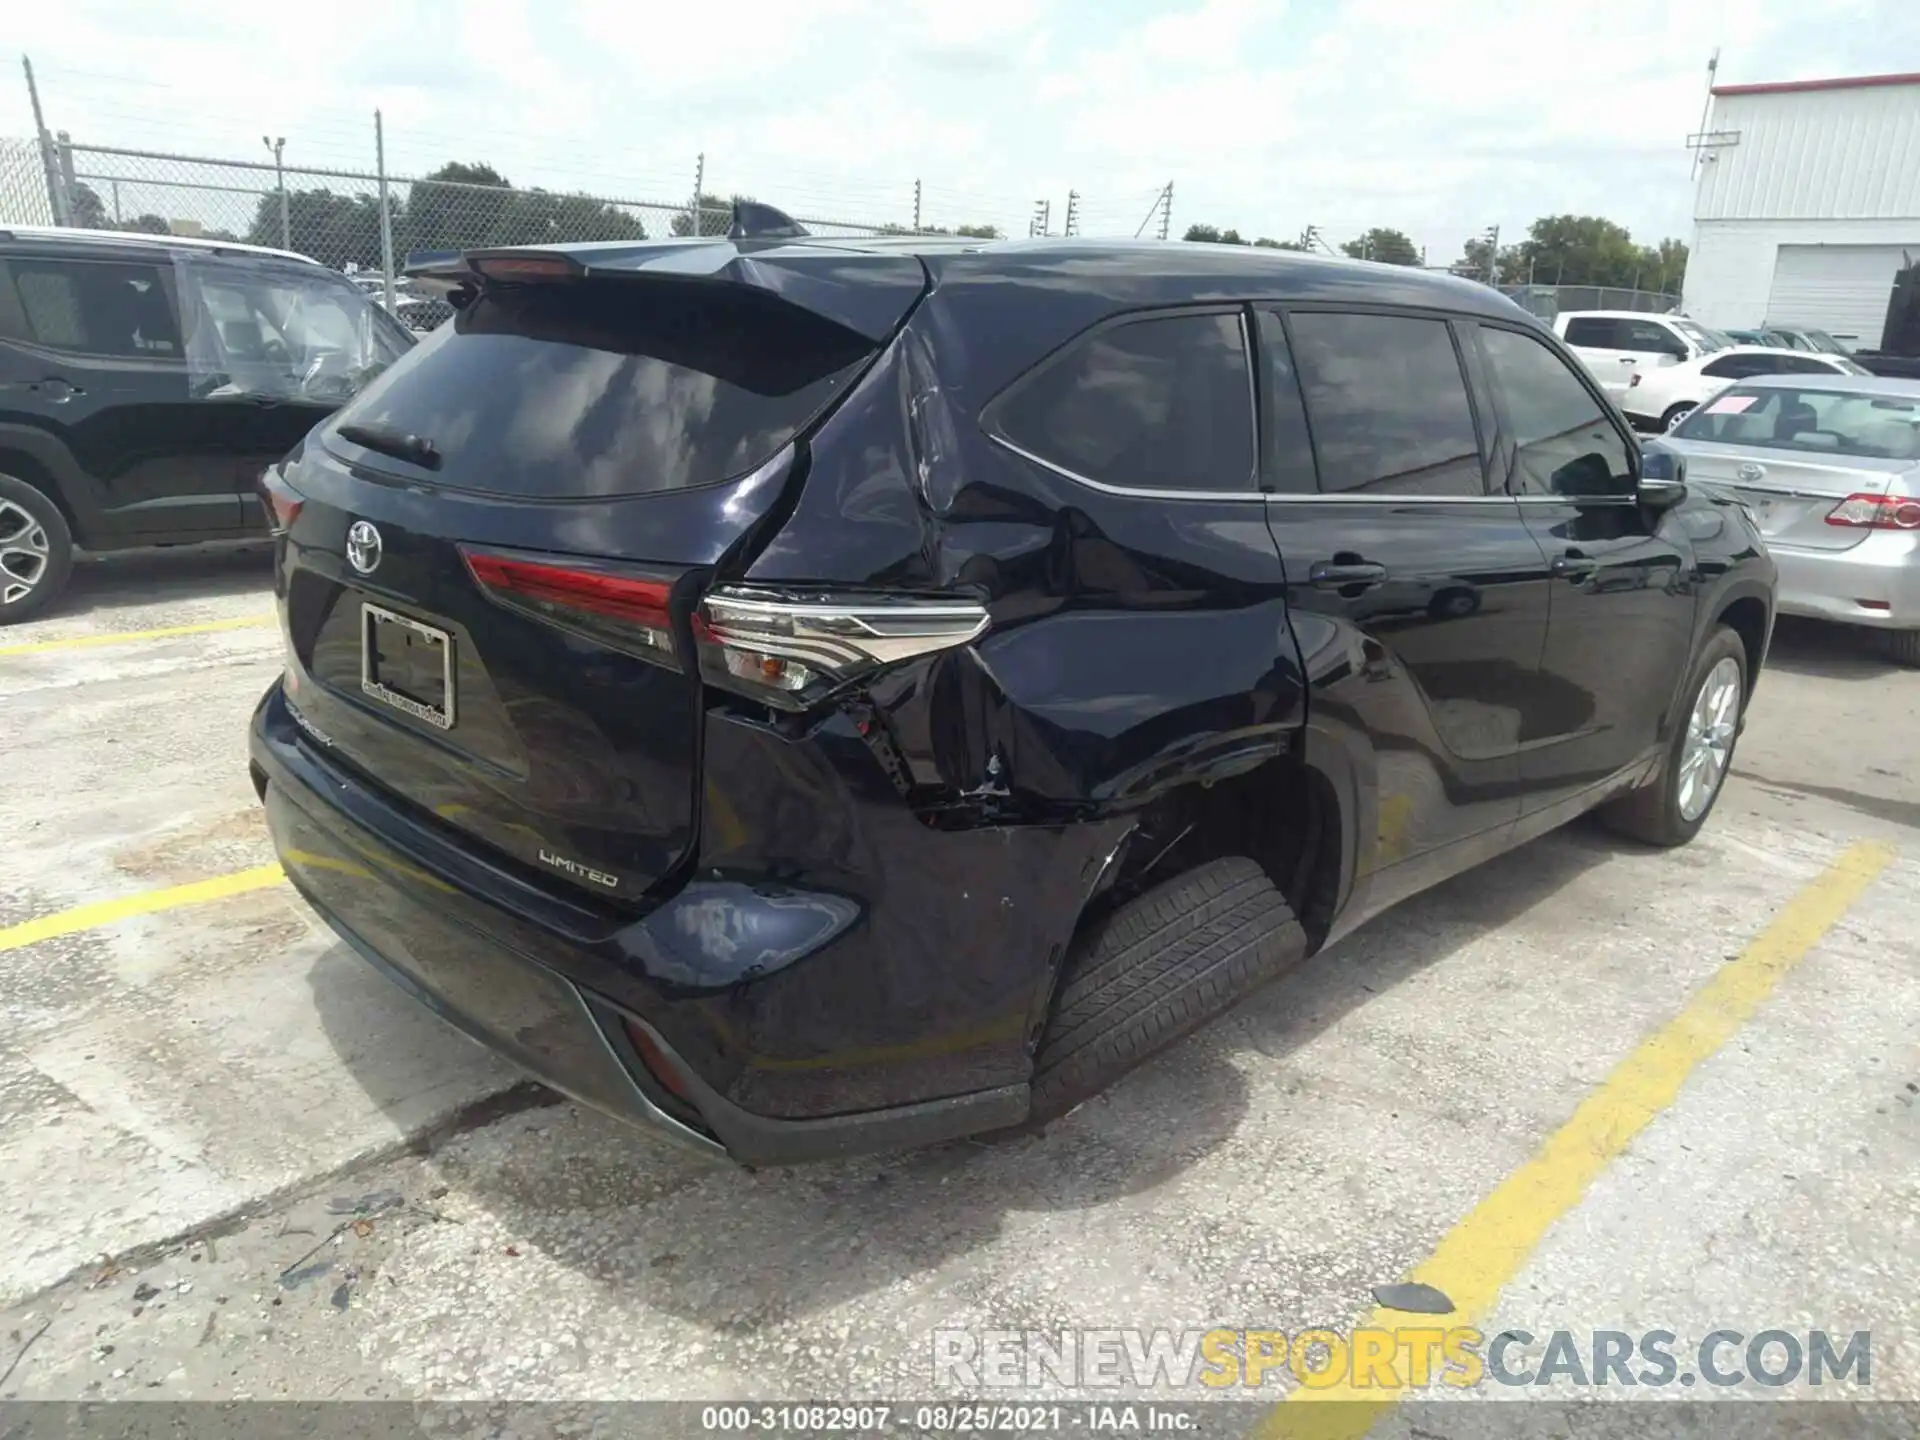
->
[1309, 560, 1388, 589]
[1552, 551, 1598, 581]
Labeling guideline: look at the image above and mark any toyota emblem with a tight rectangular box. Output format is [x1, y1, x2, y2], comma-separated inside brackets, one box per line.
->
[346, 520, 383, 575]
[1736, 462, 1765, 482]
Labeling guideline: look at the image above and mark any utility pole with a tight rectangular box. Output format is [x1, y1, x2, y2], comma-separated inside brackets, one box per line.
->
[263, 135, 288, 249]
[1064, 190, 1080, 237]
[913, 178, 922, 233]
[689, 152, 705, 237]
[23, 55, 70, 226]
[1158, 182, 1172, 241]
[1483, 224, 1501, 286]
[1030, 199, 1050, 238]
[1690, 49, 1720, 180]
[374, 111, 394, 313]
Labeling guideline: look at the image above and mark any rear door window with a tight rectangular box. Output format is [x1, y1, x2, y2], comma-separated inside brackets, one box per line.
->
[327, 281, 877, 498]
[989, 310, 1257, 493]
[2, 258, 181, 357]
[1286, 310, 1486, 497]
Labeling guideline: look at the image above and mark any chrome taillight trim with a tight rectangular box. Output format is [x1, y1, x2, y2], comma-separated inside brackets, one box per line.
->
[701, 589, 990, 671]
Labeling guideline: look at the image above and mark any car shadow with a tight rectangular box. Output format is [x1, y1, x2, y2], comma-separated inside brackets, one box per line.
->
[1761, 615, 1902, 681]
[306, 820, 1616, 1332]
[56, 541, 274, 619]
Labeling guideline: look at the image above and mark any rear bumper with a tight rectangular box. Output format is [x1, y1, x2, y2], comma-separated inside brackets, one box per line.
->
[250, 682, 1037, 1165]
[1770, 532, 1920, 630]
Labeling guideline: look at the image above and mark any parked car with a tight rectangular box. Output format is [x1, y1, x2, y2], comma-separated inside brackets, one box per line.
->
[1624, 345, 1872, 431]
[1724, 328, 1789, 348]
[1765, 325, 1854, 356]
[1553, 310, 1735, 403]
[1654, 374, 1920, 664]
[0, 226, 414, 622]
[249, 222, 1776, 1165]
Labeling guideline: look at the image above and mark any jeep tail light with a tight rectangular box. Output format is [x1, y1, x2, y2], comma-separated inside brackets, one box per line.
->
[1824, 493, 1920, 530]
[694, 587, 990, 711]
[461, 548, 679, 661]
[257, 468, 303, 535]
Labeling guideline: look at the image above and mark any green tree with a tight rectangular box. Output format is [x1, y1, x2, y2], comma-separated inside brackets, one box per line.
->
[121, 214, 171, 236]
[1183, 223, 1249, 244]
[1340, 227, 1420, 266]
[70, 182, 110, 229]
[1254, 236, 1308, 250]
[248, 189, 389, 268]
[954, 223, 1001, 239]
[672, 192, 751, 238]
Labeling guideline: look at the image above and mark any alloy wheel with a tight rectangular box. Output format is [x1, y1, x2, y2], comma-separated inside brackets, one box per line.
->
[0, 498, 51, 607]
[1676, 655, 1741, 822]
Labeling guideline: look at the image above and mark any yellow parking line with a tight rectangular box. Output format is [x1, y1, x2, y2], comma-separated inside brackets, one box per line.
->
[0, 614, 275, 657]
[1253, 837, 1895, 1440]
[0, 864, 286, 953]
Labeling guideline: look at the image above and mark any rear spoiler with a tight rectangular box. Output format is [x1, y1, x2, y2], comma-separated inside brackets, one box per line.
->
[399, 204, 920, 342]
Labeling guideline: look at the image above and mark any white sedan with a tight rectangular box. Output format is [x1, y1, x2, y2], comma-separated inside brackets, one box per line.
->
[1623, 345, 1872, 432]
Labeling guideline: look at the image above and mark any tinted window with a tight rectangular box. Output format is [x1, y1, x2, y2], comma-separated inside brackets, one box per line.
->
[328, 282, 874, 498]
[1255, 310, 1316, 493]
[1623, 319, 1687, 357]
[1702, 354, 1763, 379]
[5, 259, 180, 357]
[993, 311, 1255, 493]
[1479, 326, 1634, 498]
[1287, 311, 1483, 497]
[1673, 386, 1920, 461]
[1563, 317, 1621, 348]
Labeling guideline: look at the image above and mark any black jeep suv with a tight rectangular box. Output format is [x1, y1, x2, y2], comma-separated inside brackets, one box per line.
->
[0, 227, 412, 621]
[248, 223, 1776, 1165]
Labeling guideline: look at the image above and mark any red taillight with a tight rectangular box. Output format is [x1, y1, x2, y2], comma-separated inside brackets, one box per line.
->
[694, 587, 990, 711]
[1824, 493, 1920, 530]
[462, 549, 678, 660]
[257, 469, 303, 535]
[470, 255, 575, 283]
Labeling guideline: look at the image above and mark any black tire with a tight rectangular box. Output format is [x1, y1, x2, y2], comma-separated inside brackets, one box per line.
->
[1599, 625, 1747, 847]
[1886, 629, 1920, 668]
[1662, 402, 1696, 432]
[1027, 856, 1306, 1126]
[0, 471, 74, 626]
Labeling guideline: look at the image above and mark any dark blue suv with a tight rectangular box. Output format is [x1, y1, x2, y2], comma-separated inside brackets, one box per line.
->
[248, 215, 1776, 1164]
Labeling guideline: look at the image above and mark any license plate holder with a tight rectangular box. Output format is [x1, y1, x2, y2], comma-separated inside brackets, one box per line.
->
[361, 602, 455, 729]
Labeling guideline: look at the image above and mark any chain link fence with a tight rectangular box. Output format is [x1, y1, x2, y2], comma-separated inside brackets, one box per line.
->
[1499, 284, 1680, 321]
[1, 137, 932, 332]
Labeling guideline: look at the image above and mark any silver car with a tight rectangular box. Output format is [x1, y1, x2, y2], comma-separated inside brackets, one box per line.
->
[1651, 374, 1920, 664]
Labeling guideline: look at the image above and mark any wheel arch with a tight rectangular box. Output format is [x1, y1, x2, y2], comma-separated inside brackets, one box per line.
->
[0, 424, 102, 546]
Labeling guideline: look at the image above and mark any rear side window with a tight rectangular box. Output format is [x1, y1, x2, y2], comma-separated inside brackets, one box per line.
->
[2, 258, 181, 357]
[328, 281, 875, 498]
[1287, 311, 1485, 497]
[989, 311, 1256, 493]
[1702, 354, 1764, 379]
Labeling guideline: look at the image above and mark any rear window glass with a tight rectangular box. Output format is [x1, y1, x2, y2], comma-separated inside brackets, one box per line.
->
[1674, 386, 1920, 460]
[325, 281, 874, 497]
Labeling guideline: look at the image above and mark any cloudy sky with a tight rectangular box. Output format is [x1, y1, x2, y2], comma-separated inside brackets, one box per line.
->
[8, 0, 1920, 262]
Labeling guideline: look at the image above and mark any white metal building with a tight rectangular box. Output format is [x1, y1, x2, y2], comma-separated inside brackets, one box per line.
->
[1681, 71, 1920, 349]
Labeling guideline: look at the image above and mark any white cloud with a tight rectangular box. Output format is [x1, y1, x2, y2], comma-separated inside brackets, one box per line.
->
[6, 0, 1918, 258]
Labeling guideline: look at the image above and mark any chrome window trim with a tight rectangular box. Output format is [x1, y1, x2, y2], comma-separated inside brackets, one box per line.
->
[988, 433, 1269, 503]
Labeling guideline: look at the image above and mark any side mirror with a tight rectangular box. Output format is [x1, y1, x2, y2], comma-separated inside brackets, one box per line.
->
[1638, 448, 1688, 509]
